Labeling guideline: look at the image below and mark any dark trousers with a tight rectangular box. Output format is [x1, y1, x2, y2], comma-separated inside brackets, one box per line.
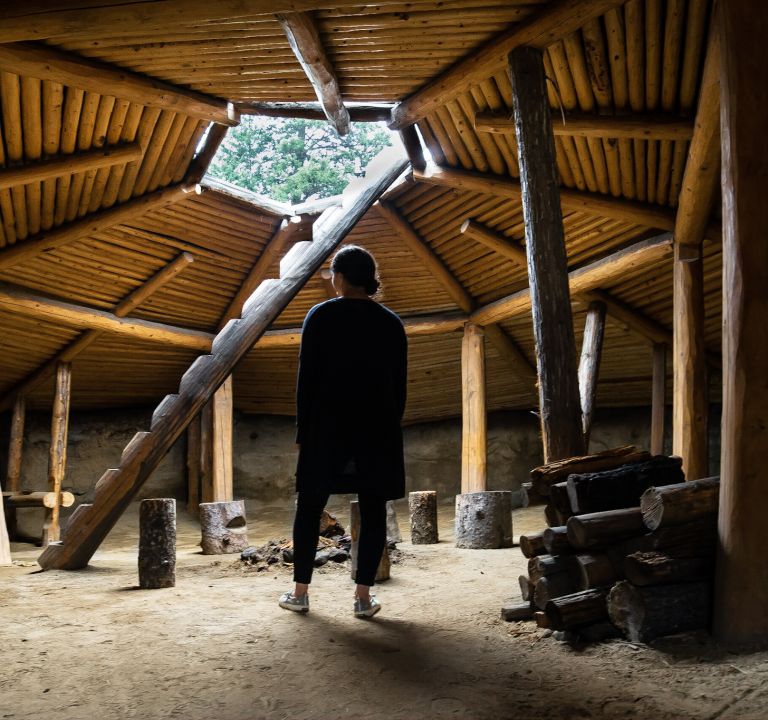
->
[293, 491, 387, 587]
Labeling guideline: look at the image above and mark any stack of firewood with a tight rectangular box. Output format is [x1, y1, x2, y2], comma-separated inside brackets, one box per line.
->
[504, 446, 721, 644]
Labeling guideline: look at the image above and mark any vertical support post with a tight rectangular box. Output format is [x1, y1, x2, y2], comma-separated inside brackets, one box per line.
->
[673, 245, 708, 479]
[714, 0, 768, 644]
[399, 124, 427, 171]
[461, 323, 487, 494]
[199, 400, 214, 504]
[186, 414, 201, 517]
[5, 396, 25, 539]
[508, 46, 585, 462]
[578, 300, 606, 448]
[211, 375, 234, 502]
[43, 362, 72, 546]
[651, 343, 667, 456]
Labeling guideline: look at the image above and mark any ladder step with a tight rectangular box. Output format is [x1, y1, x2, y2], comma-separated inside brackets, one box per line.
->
[178, 355, 213, 395]
[120, 430, 152, 465]
[212, 318, 241, 354]
[279, 241, 313, 279]
[150, 395, 179, 432]
[242, 278, 282, 317]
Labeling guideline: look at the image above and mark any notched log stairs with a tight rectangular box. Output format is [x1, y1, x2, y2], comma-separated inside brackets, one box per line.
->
[37, 148, 409, 570]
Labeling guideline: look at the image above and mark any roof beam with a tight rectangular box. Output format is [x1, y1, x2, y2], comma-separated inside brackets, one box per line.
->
[0, 253, 195, 410]
[276, 12, 350, 135]
[460, 219, 528, 266]
[475, 111, 694, 141]
[239, 102, 392, 123]
[389, 0, 625, 129]
[472, 234, 674, 325]
[0, 282, 213, 351]
[0, 43, 237, 126]
[0, 143, 143, 191]
[0, 184, 192, 271]
[415, 164, 679, 232]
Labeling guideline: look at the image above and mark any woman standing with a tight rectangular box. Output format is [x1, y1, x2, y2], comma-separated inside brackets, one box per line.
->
[279, 245, 408, 618]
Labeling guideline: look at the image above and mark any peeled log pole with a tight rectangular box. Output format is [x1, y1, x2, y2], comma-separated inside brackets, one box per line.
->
[408, 491, 438, 544]
[138, 499, 176, 589]
[607, 580, 711, 643]
[461, 324, 487, 493]
[578, 300, 606, 446]
[545, 588, 610, 630]
[199, 500, 248, 555]
[567, 508, 646, 550]
[5, 491, 75, 508]
[623, 551, 711, 587]
[43, 363, 71, 546]
[509, 46, 584, 463]
[640, 476, 720, 530]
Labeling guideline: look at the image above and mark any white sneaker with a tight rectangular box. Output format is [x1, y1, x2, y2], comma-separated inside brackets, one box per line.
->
[354, 595, 381, 619]
[279, 592, 309, 613]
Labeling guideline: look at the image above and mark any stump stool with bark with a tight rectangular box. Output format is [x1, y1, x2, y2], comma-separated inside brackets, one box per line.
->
[138, 498, 176, 589]
[199, 500, 249, 554]
[454, 491, 513, 549]
[408, 490, 439, 544]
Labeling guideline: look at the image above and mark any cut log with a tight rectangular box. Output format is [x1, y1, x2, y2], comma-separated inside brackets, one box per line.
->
[566, 456, 684, 514]
[621, 517, 718, 559]
[544, 588, 610, 630]
[572, 552, 620, 590]
[454, 491, 512, 549]
[519, 574, 534, 602]
[567, 508, 646, 550]
[640, 476, 720, 530]
[138, 499, 176, 589]
[5, 491, 75, 508]
[544, 503, 562, 527]
[534, 573, 578, 610]
[542, 525, 572, 555]
[501, 601, 534, 622]
[530, 445, 650, 496]
[549, 481, 574, 518]
[519, 531, 547, 558]
[607, 580, 712, 643]
[534, 611, 550, 629]
[623, 551, 712, 587]
[408, 490, 438, 545]
[528, 554, 572, 583]
[349, 499, 390, 583]
[199, 500, 248, 555]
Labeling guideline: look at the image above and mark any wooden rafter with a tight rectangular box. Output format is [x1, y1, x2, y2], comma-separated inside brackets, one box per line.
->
[276, 12, 350, 135]
[460, 219, 527, 266]
[0, 183, 192, 271]
[0, 143, 143, 191]
[474, 111, 694, 141]
[390, 0, 625, 129]
[185, 124, 230, 185]
[0, 253, 196, 410]
[239, 102, 392, 123]
[0, 43, 237, 126]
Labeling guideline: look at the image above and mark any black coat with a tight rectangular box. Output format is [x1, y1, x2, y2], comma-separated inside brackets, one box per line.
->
[295, 297, 408, 500]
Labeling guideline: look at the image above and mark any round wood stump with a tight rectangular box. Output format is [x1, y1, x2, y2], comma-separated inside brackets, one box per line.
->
[454, 491, 513, 549]
[199, 500, 249, 555]
[408, 490, 439, 544]
[138, 498, 176, 589]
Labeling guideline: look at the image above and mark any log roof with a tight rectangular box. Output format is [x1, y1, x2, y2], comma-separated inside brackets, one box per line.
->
[0, 0, 722, 424]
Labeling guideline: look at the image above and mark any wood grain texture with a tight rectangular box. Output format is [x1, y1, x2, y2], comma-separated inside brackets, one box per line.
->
[461, 323, 487, 493]
[578, 300, 606, 446]
[42, 362, 71, 546]
[211, 375, 234, 503]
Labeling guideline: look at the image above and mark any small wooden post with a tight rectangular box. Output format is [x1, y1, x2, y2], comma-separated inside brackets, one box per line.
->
[408, 490, 439, 544]
[508, 46, 585, 463]
[199, 400, 214, 504]
[186, 414, 201, 517]
[651, 343, 667, 456]
[714, 0, 768, 644]
[349, 500, 390, 582]
[5, 396, 25, 539]
[199, 500, 248, 554]
[461, 323, 487, 493]
[211, 375, 234, 502]
[43, 362, 71, 546]
[578, 300, 606, 447]
[138, 498, 176, 589]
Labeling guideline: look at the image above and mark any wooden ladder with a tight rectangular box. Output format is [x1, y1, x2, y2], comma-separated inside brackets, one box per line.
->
[38, 150, 409, 570]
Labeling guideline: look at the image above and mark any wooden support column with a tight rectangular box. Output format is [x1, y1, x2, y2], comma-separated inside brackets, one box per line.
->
[461, 323, 487, 494]
[199, 401, 214, 505]
[42, 362, 72, 546]
[672, 17, 720, 482]
[714, 0, 768, 644]
[4, 396, 26, 540]
[508, 46, 585, 463]
[186, 414, 201, 517]
[211, 376, 234, 503]
[399, 125, 426, 171]
[651, 343, 667, 456]
[578, 300, 606, 448]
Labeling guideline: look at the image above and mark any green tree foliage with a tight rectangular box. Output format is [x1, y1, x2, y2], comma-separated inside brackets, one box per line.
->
[207, 117, 393, 203]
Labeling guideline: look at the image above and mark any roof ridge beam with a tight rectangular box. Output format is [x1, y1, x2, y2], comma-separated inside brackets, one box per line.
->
[0, 43, 237, 126]
[389, 0, 625, 129]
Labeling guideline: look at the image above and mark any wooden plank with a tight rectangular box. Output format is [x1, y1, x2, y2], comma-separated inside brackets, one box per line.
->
[507, 45, 583, 462]
[276, 12, 350, 135]
[0, 142, 142, 191]
[0, 43, 237, 126]
[390, 0, 625, 128]
[578, 300, 606, 447]
[650, 343, 667, 456]
[461, 323, 487, 493]
[37, 148, 410, 570]
[475, 111, 694, 140]
[714, 0, 768, 644]
[42, 362, 71, 546]
[0, 183, 191, 271]
[211, 376, 234, 503]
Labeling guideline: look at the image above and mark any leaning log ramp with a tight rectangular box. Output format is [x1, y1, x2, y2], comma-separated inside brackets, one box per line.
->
[38, 148, 409, 570]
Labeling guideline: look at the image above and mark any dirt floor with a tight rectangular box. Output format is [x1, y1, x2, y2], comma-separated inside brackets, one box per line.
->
[2, 499, 767, 720]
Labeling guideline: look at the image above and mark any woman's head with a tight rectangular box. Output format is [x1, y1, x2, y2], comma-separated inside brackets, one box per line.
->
[330, 245, 380, 296]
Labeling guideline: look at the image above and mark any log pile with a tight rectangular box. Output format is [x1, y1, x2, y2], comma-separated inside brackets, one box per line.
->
[505, 452, 720, 644]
